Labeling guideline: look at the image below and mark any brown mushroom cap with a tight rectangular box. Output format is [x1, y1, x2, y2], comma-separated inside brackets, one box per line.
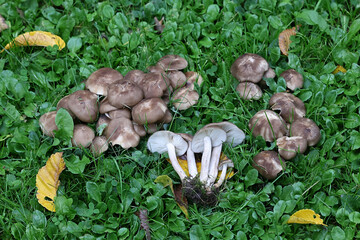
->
[71, 124, 95, 148]
[39, 111, 58, 137]
[236, 82, 263, 100]
[68, 90, 99, 123]
[105, 117, 140, 149]
[277, 136, 308, 160]
[156, 55, 188, 71]
[57, 95, 75, 118]
[280, 69, 304, 91]
[263, 68, 276, 79]
[230, 53, 269, 83]
[252, 151, 286, 180]
[123, 70, 145, 85]
[99, 97, 119, 114]
[145, 123, 158, 134]
[269, 92, 306, 123]
[133, 122, 147, 137]
[290, 118, 321, 146]
[107, 80, 144, 108]
[86, 68, 123, 96]
[91, 136, 109, 156]
[172, 87, 199, 110]
[162, 110, 173, 124]
[105, 109, 131, 119]
[96, 114, 110, 135]
[184, 71, 203, 90]
[138, 72, 171, 99]
[132, 98, 168, 124]
[166, 70, 187, 89]
[248, 110, 288, 142]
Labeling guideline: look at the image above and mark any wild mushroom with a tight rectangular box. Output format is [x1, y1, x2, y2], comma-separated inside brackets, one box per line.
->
[39, 111, 58, 137]
[133, 122, 147, 137]
[263, 68, 276, 79]
[138, 72, 171, 99]
[184, 71, 203, 90]
[166, 70, 187, 89]
[269, 92, 306, 123]
[290, 118, 321, 146]
[248, 110, 287, 142]
[252, 151, 286, 180]
[213, 158, 234, 188]
[86, 68, 123, 96]
[156, 55, 188, 71]
[172, 87, 199, 110]
[230, 53, 269, 83]
[57, 95, 75, 118]
[91, 136, 109, 156]
[280, 69, 303, 91]
[105, 117, 140, 149]
[277, 136, 307, 160]
[147, 131, 188, 180]
[71, 124, 95, 148]
[107, 80, 144, 108]
[236, 82, 263, 100]
[96, 114, 110, 135]
[178, 133, 197, 178]
[68, 90, 99, 123]
[131, 98, 168, 125]
[99, 97, 118, 114]
[123, 69, 145, 85]
[105, 109, 131, 119]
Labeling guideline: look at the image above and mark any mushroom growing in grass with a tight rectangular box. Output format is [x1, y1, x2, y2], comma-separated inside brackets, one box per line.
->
[236, 82, 263, 100]
[230, 53, 269, 83]
[269, 92, 306, 123]
[290, 118, 321, 146]
[39, 111, 58, 137]
[213, 158, 234, 188]
[252, 151, 286, 180]
[280, 69, 303, 91]
[277, 136, 307, 160]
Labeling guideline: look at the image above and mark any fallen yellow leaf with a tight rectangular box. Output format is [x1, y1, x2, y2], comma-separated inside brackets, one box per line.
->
[279, 26, 300, 56]
[1, 31, 65, 53]
[36, 152, 66, 212]
[287, 209, 327, 226]
[332, 65, 347, 74]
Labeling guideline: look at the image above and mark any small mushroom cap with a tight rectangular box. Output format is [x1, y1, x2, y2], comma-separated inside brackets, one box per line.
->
[145, 123, 158, 134]
[107, 80, 144, 108]
[263, 68, 276, 79]
[39, 111, 58, 137]
[99, 97, 118, 114]
[147, 65, 165, 73]
[205, 121, 245, 147]
[252, 151, 286, 180]
[236, 82, 263, 100]
[72, 124, 95, 148]
[105, 108, 131, 119]
[184, 71, 203, 90]
[86, 68, 123, 96]
[57, 95, 75, 118]
[131, 98, 168, 124]
[172, 87, 199, 110]
[147, 130, 188, 156]
[133, 122, 147, 137]
[138, 72, 171, 99]
[230, 53, 269, 83]
[280, 69, 304, 91]
[218, 158, 234, 170]
[105, 117, 140, 149]
[68, 90, 99, 123]
[123, 69, 145, 85]
[269, 92, 306, 123]
[157, 55, 188, 71]
[166, 70, 187, 89]
[249, 110, 288, 142]
[191, 126, 227, 153]
[96, 114, 110, 135]
[290, 118, 321, 146]
[277, 136, 308, 160]
[91, 136, 109, 156]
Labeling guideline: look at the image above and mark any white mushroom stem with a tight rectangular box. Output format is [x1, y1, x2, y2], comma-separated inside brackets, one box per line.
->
[187, 141, 198, 178]
[166, 143, 187, 181]
[206, 144, 223, 187]
[213, 164, 229, 188]
[199, 136, 212, 183]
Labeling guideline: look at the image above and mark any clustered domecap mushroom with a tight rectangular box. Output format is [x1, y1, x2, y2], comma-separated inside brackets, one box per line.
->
[147, 122, 245, 205]
[38, 55, 203, 156]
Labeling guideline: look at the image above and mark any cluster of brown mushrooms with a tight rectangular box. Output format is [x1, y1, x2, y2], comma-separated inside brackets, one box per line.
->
[39, 55, 203, 155]
[147, 122, 245, 205]
[231, 53, 321, 180]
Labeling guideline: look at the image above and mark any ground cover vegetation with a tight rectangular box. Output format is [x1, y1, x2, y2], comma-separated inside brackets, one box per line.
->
[0, 0, 360, 239]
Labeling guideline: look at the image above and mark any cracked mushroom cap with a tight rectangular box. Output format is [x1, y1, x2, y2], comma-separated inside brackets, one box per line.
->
[86, 68, 123, 96]
[290, 118, 321, 146]
[166, 70, 187, 89]
[280, 69, 303, 91]
[249, 110, 288, 142]
[105, 117, 140, 149]
[132, 98, 168, 125]
[99, 97, 118, 114]
[107, 80, 144, 108]
[57, 95, 75, 118]
[91, 136, 109, 156]
[230, 53, 269, 83]
[147, 131, 188, 156]
[138, 72, 171, 99]
[184, 71, 203, 90]
[156, 55, 188, 71]
[252, 151, 286, 180]
[269, 92, 306, 123]
[277, 136, 307, 160]
[72, 124, 95, 148]
[68, 90, 99, 123]
[123, 70, 145, 85]
[172, 87, 199, 110]
[39, 111, 58, 137]
[236, 82, 263, 100]
[191, 126, 227, 153]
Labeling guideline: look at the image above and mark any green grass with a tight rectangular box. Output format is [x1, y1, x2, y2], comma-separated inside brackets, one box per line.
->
[1, 0, 360, 239]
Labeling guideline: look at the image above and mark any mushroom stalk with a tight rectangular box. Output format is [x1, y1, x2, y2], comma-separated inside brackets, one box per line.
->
[187, 141, 198, 178]
[206, 144, 223, 187]
[199, 136, 212, 183]
[166, 143, 187, 181]
[213, 164, 228, 188]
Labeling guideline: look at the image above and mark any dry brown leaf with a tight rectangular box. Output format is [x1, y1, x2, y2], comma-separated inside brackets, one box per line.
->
[36, 152, 66, 212]
[287, 209, 327, 226]
[332, 65, 347, 74]
[135, 209, 151, 240]
[0, 14, 9, 32]
[279, 26, 299, 56]
[1, 31, 65, 53]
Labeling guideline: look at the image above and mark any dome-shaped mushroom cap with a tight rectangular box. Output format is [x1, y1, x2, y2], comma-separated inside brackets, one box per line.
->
[230, 53, 269, 83]
[138, 72, 171, 99]
[249, 110, 288, 142]
[68, 90, 99, 123]
[236, 82, 263, 100]
[57, 95, 75, 118]
[131, 98, 168, 125]
[157, 55, 188, 71]
[204, 122, 245, 147]
[269, 92, 306, 123]
[263, 68, 276, 79]
[252, 151, 286, 180]
[280, 69, 303, 91]
[191, 126, 227, 153]
[105, 108, 131, 119]
[147, 131, 188, 156]
[99, 97, 118, 114]
[290, 118, 321, 146]
[133, 122, 147, 137]
[166, 70, 187, 89]
[107, 80, 144, 108]
[96, 114, 110, 135]
[91, 136, 109, 156]
[123, 69, 145, 85]
[39, 111, 58, 137]
[86, 68, 123, 96]
[277, 136, 307, 160]
[172, 87, 199, 110]
[105, 117, 140, 149]
[184, 71, 203, 90]
[71, 124, 95, 148]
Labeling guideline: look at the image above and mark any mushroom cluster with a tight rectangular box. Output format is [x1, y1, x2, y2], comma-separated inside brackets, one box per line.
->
[230, 53, 304, 100]
[249, 92, 321, 179]
[39, 55, 203, 155]
[147, 122, 245, 206]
